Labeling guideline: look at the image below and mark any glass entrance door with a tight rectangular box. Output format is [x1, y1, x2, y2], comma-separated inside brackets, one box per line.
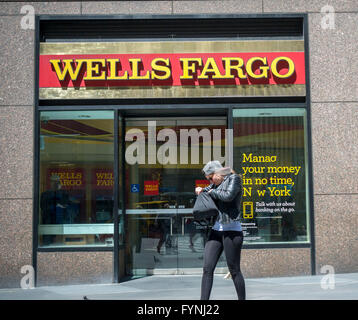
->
[123, 117, 227, 275]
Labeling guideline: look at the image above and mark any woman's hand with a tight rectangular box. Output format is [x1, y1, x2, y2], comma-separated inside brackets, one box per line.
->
[195, 187, 203, 195]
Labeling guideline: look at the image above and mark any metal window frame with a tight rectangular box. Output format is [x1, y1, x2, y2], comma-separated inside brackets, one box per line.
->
[33, 13, 314, 287]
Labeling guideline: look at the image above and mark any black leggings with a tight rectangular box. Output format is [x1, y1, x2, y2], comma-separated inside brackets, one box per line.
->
[201, 229, 246, 300]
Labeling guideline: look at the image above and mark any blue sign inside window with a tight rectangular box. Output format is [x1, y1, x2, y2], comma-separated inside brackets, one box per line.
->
[130, 184, 140, 193]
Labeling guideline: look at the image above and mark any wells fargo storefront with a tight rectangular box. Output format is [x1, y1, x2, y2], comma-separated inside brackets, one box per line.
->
[34, 15, 314, 285]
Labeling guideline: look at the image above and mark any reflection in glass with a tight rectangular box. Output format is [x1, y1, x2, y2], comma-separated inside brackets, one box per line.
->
[38, 111, 115, 247]
[233, 108, 309, 244]
[124, 118, 227, 275]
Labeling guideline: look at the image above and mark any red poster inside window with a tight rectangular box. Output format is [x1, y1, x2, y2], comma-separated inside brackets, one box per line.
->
[47, 168, 85, 190]
[144, 180, 159, 196]
[92, 169, 114, 190]
[195, 180, 210, 188]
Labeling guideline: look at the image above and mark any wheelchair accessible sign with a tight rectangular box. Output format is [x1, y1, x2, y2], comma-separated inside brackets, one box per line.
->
[130, 184, 140, 193]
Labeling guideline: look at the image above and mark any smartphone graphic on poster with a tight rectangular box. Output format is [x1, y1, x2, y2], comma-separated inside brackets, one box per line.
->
[243, 202, 253, 219]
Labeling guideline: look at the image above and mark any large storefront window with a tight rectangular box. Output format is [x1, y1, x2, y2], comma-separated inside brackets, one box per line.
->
[233, 108, 310, 244]
[38, 111, 117, 247]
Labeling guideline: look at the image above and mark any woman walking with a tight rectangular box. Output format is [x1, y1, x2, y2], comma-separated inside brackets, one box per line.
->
[195, 160, 246, 300]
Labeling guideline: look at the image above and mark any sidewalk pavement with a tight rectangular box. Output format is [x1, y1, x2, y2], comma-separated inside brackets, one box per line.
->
[0, 272, 357, 300]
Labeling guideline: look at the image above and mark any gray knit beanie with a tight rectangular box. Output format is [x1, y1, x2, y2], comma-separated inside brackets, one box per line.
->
[202, 160, 223, 175]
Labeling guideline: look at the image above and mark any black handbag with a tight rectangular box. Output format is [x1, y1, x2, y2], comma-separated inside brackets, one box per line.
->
[192, 191, 219, 221]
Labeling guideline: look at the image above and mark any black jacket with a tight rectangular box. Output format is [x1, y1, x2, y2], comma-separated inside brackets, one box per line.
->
[204, 173, 242, 223]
